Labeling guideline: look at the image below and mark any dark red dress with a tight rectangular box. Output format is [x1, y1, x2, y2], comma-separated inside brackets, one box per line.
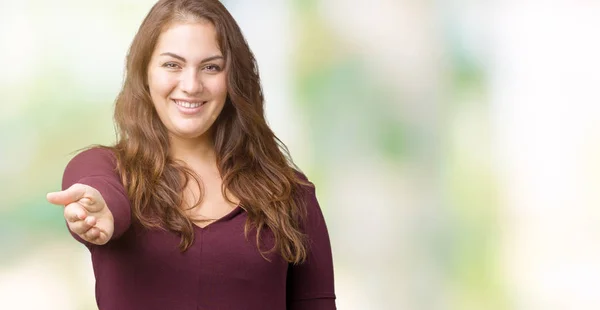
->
[61, 148, 336, 310]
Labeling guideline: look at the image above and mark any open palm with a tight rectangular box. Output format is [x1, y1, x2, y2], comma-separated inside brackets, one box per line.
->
[47, 183, 114, 245]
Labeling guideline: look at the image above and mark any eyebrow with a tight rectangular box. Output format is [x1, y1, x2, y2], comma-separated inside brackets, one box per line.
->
[159, 52, 224, 63]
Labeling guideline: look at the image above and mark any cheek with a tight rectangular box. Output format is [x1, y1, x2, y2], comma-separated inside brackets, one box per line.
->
[207, 75, 228, 99]
[148, 70, 177, 98]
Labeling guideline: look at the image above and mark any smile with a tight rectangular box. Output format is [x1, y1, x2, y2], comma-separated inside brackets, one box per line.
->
[173, 99, 207, 108]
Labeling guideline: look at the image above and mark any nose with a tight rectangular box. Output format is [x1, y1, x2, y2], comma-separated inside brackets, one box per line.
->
[180, 69, 203, 95]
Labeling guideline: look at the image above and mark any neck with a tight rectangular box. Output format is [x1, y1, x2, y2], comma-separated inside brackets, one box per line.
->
[169, 133, 217, 167]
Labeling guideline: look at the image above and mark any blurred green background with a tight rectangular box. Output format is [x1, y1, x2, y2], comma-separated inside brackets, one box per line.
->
[1, 1, 600, 309]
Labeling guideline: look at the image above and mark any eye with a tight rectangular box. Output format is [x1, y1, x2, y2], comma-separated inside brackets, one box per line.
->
[204, 64, 222, 72]
[162, 62, 181, 69]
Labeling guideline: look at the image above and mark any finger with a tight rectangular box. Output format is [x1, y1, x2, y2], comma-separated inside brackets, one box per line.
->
[78, 197, 99, 212]
[64, 203, 87, 223]
[85, 216, 97, 227]
[83, 228, 110, 245]
[68, 218, 94, 235]
[92, 231, 110, 246]
[47, 183, 87, 206]
[83, 227, 100, 241]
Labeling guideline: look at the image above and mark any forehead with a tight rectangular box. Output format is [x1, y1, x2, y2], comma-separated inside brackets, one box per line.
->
[153, 21, 222, 59]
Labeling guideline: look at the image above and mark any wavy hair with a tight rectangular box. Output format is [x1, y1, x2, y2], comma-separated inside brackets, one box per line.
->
[97, 0, 310, 263]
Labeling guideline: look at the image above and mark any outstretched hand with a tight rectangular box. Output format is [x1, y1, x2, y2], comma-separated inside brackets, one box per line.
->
[47, 183, 114, 245]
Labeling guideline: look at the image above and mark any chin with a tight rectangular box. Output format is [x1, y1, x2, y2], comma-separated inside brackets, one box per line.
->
[173, 127, 209, 139]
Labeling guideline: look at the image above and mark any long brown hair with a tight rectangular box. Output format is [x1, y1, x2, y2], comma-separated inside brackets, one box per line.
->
[100, 0, 310, 263]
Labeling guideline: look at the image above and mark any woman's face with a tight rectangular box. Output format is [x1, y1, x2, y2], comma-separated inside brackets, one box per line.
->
[147, 21, 228, 141]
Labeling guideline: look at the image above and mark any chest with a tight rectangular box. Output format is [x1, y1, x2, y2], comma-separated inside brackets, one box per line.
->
[94, 217, 289, 309]
[182, 172, 240, 228]
[133, 219, 285, 277]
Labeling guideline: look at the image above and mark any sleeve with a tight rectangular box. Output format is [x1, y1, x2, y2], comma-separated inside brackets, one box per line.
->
[287, 175, 336, 310]
[61, 147, 132, 248]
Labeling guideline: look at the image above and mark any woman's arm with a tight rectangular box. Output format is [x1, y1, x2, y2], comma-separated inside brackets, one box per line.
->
[287, 176, 336, 310]
[49, 147, 131, 248]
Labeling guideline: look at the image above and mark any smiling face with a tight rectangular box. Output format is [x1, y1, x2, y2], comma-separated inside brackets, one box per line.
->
[147, 20, 228, 143]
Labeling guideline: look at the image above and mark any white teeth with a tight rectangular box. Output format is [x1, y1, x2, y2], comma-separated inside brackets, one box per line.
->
[174, 100, 202, 108]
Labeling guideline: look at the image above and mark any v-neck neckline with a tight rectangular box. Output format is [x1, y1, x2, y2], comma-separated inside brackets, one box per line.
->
[192, 205, 244, 230]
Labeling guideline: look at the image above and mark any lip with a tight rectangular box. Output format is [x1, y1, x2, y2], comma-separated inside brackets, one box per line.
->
[172, 99, 207, 115]
[172, 98, 205, 103]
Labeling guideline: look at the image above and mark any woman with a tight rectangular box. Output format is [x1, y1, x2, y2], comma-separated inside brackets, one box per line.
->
[46, 0, 336, 309]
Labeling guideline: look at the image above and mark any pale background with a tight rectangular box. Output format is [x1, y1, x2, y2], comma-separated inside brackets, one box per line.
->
[1, 0, 599, 309]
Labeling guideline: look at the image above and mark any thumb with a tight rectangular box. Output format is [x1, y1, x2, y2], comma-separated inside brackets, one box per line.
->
[47, 183, 87, 206]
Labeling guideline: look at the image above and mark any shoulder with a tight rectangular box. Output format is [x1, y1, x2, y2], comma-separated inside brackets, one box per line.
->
[64, 146, 119, 178]
[292, 170, 318, 202]
[293, 169, 315, 190]
[292, 170, 324, 219]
